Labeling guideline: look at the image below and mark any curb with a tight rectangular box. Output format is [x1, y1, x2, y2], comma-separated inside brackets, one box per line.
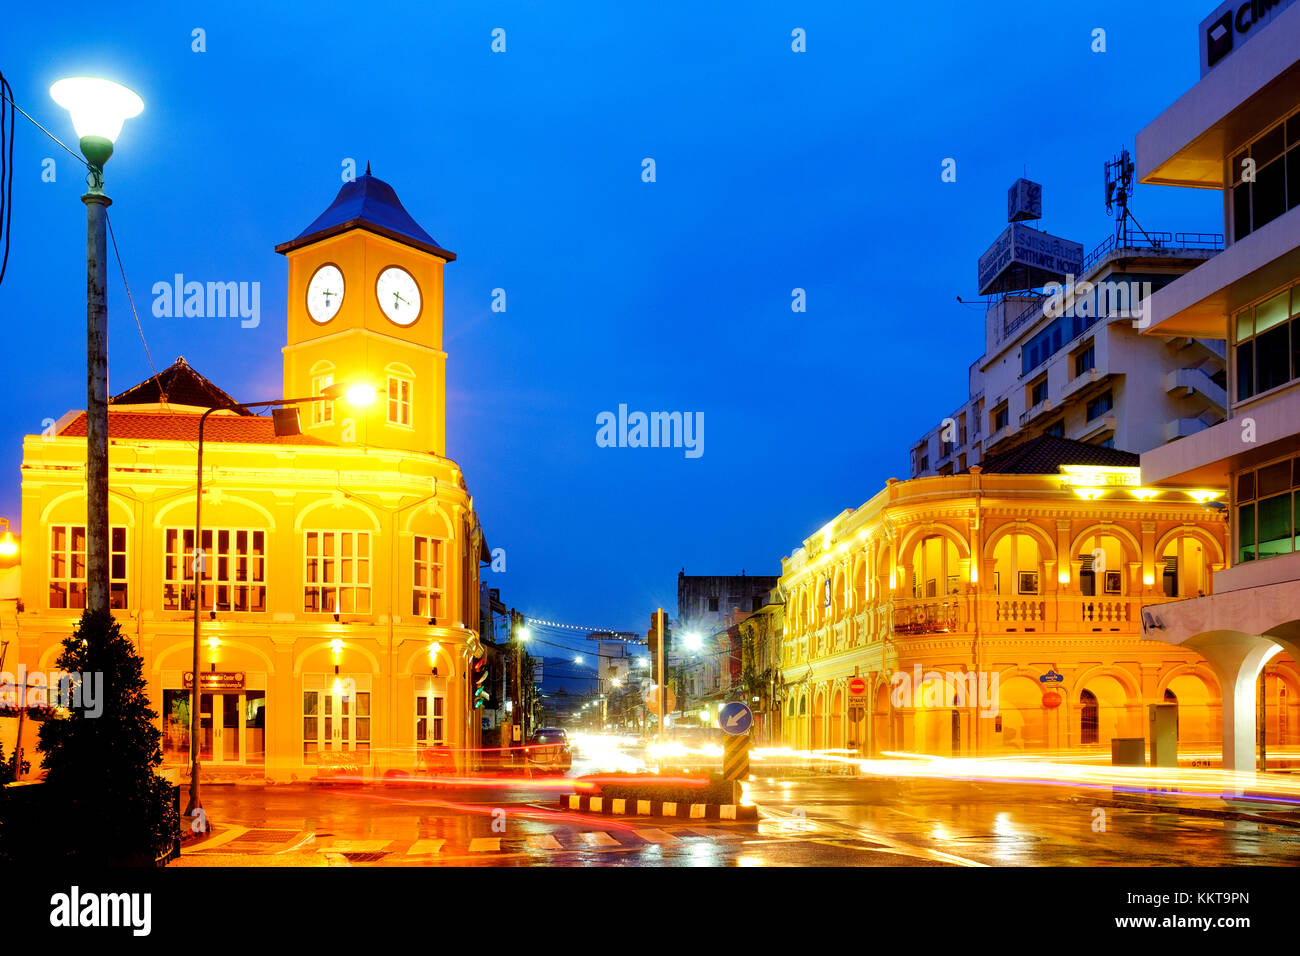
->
[1080, 794, 1300, 829]
[560, 794, 758, 821]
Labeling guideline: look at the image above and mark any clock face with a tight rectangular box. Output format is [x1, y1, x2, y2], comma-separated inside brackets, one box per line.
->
[376, 266, 421, 326]
[306, 264, 345, 324]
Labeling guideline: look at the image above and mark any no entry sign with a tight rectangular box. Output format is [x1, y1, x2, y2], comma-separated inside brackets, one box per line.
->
[848, 676, 868, 707]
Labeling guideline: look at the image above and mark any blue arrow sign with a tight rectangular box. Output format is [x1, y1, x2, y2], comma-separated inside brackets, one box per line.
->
[718, 701, 753, 736]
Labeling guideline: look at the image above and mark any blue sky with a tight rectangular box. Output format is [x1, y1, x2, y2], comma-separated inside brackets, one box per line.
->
[0, 1, 1222, 663]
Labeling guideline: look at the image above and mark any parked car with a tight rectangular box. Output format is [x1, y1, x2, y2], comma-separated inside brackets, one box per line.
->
[524, 727, 573, 772]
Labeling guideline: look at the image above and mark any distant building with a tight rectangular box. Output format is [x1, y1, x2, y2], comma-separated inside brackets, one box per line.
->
[677, 570, 779, 637]
[911, 179, 1225, 479]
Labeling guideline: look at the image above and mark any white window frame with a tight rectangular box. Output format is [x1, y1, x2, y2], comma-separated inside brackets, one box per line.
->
[412, 535, 445, 622]
[49, 524, 129, 609]
[163, 527, 267, 612]
[304, 530, 372, 614]
[311, 371, 335, 426]
[386, 373, 413, 427]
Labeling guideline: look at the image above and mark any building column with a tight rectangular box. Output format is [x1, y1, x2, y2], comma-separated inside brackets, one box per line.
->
[1189, 633, 1281, 775]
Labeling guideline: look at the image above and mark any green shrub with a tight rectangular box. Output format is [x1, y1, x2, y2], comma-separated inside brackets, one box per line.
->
[12, 609, 176, 865]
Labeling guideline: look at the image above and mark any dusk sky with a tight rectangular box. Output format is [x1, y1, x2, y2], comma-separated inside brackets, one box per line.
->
[0, 0, 1222, 662]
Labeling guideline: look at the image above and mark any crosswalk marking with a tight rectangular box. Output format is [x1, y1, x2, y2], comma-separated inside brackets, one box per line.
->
[635, 828, 679, 844]
[683, 828, 743, 840]
[579, 831, 621, 847]
[468, 837, 501, 852]
[526, 834, 563, 851]
[185, 825, 248, 852]
[408, 839, 446, 855]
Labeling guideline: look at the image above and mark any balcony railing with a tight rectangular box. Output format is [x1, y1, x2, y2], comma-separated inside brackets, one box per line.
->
[892, 598, 965, 635]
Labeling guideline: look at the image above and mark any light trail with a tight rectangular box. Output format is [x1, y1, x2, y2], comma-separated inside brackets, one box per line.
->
[746, 746, 1300, 805]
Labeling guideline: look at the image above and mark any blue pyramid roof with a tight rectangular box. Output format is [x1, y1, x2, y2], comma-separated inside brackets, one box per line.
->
[275, 168, 455, 260]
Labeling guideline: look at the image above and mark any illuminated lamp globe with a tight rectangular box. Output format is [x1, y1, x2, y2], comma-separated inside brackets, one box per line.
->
[49, 77, 143, 168]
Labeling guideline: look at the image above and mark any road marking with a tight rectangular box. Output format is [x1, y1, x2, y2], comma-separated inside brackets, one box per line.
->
[275, 831, 316, 854]
[185, 825, 247, 852]
[408, 839, 446, 855]
[526, 834, 562, 851]
[317, 839, 391, 853]
[759, 805, 985, 868]
[469, 837, 501, 852]
[579, 831, 620, 847]
[635, 828, 678, 844]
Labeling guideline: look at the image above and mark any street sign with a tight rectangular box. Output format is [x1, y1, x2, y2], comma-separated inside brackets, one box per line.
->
[848, 676, 869, 707]
[718, 701, 753, 736]
[1039, 669, 1065, 684]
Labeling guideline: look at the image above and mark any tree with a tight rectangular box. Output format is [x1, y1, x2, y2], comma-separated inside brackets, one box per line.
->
[29, 609, 176, 864]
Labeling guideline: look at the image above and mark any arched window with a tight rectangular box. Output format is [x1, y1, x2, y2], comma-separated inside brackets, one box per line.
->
[385, 362, 414, 427]
[309, 360, 335, 426]
[1160, 534, 1208, 598]
[1078, 532, 1126, 596]
[799, 695, 807, 717]
[1080, 689, 1099, 745]
[992, 532, 1042, 595]
[910, 534, 961, 598]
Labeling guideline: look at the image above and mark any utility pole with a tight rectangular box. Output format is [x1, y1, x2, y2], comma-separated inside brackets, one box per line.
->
[656, 608, 666, 743]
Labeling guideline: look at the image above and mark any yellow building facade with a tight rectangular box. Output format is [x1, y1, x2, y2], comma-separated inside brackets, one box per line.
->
[778, 441, 1300, 762]
[7, 170, 485, 782]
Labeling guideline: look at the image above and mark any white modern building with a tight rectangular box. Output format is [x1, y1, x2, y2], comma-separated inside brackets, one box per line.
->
[911, 180, 1225, 478]
[1135, 0, 1300, 772]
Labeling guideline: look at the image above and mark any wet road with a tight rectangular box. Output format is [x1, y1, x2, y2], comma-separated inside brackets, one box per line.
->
[746, 773, 1300, 866]
[172, 769, 1300, 867]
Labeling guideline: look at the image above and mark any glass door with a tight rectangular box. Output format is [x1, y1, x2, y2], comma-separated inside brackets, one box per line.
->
[199, 692, 242, 764]
[304, 683, 370, 763]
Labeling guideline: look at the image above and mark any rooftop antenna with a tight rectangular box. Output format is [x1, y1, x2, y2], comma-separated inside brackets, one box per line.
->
[1104, 147, 1155, 247]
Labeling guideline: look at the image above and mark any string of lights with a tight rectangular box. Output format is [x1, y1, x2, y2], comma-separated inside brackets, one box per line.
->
[523, 616, 643, 637]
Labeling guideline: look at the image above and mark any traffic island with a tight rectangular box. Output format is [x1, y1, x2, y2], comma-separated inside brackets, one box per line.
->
[561, 772, 758, 822]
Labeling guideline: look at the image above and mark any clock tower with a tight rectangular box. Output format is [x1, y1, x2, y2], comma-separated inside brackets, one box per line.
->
[275, 167, 456, 456]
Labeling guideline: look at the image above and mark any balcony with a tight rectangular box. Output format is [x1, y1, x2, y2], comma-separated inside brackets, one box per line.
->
[892, 597, 965, 635]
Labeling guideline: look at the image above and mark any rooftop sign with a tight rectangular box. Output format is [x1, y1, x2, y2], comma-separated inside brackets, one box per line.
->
[977, 223, 1083, 296]
[1199, 0, 1298, 76]
[1058, 465, 1142, 487]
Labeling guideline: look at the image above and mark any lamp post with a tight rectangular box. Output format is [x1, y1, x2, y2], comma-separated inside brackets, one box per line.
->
[184, 382, 375, 820]
[515, 621, 530, 745]
[49, 78, 143, 616]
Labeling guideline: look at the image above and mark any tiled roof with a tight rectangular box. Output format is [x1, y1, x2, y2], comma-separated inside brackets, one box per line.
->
[274, 168, 455, 259]
[110, 356, 250, 413]
[58, 411, 329, 445]
[971, 435, 1139, 475]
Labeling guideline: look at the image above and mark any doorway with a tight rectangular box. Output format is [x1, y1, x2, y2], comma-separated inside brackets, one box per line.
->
[303, 680, 371, 764]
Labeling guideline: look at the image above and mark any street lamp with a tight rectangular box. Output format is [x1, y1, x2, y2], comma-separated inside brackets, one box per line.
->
[49, 77, 143, 615]
[184, 383, 374, 820]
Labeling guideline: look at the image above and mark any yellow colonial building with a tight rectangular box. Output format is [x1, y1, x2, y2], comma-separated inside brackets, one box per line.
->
[8, 170, 486, 782]
[778, 436, 1299, 762]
